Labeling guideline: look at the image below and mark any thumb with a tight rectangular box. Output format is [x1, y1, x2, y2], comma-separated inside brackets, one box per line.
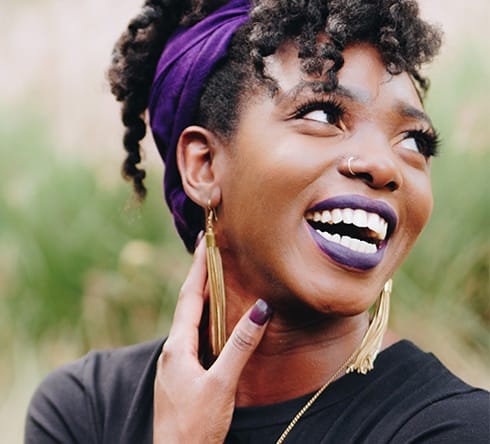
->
[210, 299, 272, 387]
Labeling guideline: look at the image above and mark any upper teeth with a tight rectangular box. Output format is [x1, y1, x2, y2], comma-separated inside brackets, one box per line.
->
[306, 208, 388, 240]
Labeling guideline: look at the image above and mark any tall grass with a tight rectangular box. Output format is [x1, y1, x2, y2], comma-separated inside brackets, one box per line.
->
[393, 149, 489, 368]
[0, 109, 189, 378]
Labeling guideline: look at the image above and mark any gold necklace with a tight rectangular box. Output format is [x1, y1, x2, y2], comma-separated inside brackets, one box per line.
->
[274, 348, 359, 444]
[275, 279, 393, 443]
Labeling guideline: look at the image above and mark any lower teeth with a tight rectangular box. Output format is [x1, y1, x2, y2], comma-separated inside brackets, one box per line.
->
[316, 230, 377, 254]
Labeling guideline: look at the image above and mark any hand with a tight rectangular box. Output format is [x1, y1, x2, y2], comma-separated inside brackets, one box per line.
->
[153, 237, 272, 444]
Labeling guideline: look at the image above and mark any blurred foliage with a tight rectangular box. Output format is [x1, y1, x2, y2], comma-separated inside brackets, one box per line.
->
[0, 109, 190, 360]
[393, 149, 489, 352]
[391, 45, 490, 360]
[0, 46, 489, 398]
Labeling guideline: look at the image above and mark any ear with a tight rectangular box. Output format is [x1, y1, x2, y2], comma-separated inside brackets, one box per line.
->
[176, 125, 222, 208]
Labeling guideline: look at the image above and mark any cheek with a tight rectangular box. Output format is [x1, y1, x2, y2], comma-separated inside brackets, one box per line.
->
[217, 138, 319, 254]
[406, 170, 433, 239]
[227, 136, 320, 204]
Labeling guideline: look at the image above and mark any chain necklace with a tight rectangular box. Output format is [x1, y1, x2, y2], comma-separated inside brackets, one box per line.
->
[276, 279, 393, 444]
[274, 279, 393, 443]
[274, 348, 358, 444]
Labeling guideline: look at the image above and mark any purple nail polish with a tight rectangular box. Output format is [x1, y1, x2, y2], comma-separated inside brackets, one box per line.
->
[249, 299, 272, 326]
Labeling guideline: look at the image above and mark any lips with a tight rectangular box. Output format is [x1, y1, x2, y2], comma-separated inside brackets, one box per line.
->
[305, 195, 398, 270]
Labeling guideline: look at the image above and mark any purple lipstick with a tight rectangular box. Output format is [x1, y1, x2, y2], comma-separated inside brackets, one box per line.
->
[305, 194, 398, 270]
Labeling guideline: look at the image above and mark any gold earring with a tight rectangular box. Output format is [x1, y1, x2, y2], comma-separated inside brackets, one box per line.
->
[347, 279, 392, 374]
[205, 201, 227, 357]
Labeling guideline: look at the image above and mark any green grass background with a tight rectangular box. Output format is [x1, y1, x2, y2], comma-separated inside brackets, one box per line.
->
[1, 1, 489, 441]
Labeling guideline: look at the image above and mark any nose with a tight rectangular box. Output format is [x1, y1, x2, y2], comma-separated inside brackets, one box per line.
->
[340, 132, 403, 191]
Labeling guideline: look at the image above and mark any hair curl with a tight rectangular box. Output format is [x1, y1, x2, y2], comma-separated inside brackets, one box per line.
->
[108, 0, 442, 200]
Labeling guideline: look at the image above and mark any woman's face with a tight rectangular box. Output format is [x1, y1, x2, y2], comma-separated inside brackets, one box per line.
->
[214, 43, 435, 318]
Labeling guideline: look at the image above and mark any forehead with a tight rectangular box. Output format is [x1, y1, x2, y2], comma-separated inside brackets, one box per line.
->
[265, 41, 424, 111]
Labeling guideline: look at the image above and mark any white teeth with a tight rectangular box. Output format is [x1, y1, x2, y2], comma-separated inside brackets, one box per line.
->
[363, 240, 377, 254]
[367, 212, 381, 233]
[331, 208, 343, 224]
[342, 208, 354, 224]
[380, 221, 388, 240]
[353, 209, 368, 228]
[317, 230, 377, 254]
[350, 238, 362, 252]
[317, 230, 331, 241]
[307, 207, 390, 241]
[340, 235, 351, 248]
[321, 210, 331, 223]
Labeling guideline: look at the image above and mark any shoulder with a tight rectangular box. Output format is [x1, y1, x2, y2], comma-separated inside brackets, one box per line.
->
[25, 338, 164, 444]
[383, 341, 490, 443]
[392, 387, 489, 443]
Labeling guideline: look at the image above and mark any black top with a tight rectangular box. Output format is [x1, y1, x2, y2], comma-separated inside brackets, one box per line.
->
[25, 339, 489, 443]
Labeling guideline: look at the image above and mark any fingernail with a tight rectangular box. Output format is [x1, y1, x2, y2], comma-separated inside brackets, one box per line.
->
[249, 299, 272, 326]
[194, 230, 204, 249]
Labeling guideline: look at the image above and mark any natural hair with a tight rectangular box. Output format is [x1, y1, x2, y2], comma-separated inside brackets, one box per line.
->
[108, 0, 442, 200]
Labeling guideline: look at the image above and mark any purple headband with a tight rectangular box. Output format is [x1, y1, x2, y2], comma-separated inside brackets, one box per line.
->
[148, 0, 251, 251]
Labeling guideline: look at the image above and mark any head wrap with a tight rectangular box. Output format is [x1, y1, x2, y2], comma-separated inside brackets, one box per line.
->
[148, 0, 251, 251]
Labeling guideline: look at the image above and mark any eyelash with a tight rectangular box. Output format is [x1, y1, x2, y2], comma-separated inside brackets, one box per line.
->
[293, 99, 440, 158]
[293, 98, 346, 126]
[404, 129, 441, 158]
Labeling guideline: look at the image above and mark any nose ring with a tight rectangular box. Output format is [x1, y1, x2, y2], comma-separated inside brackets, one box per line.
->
[347, 156, 356, 176]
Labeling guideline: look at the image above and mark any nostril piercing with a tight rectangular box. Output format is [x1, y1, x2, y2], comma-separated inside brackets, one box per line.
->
[347, 156, 356, 176]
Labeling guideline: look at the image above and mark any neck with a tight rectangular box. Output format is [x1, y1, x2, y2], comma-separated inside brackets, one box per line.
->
[204, 268, 397, 407]
[232, 304, 370, 407]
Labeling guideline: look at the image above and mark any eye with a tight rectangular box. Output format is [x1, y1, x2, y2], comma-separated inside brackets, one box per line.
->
[399, 136, 420, 153]
[399, 130, 440, 158]
[303, 109, 338, 124]
[294, 99, 345, 127]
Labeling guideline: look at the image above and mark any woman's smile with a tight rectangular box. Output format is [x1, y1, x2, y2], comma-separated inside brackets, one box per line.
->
[305, 194, 397, 270]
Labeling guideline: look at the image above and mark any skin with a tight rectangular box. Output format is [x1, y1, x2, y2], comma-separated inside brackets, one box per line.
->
[154, 42, 435, 443]
[153, 239, 270, 443]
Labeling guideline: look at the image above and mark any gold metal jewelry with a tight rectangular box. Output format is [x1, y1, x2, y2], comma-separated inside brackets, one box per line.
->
[275, 279, 393, 443]
[275, 349, 357, 444]
[205, 201, 227, 357]
[347, 156, 356, 176]
[347, 278, 392, 374]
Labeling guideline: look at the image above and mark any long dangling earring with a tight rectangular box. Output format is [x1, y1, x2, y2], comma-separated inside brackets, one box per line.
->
[205, 201, 227, 357]
[347, 279, 392, 374]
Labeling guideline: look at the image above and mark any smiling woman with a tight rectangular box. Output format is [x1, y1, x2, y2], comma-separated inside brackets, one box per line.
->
[25, 0, 489, 443]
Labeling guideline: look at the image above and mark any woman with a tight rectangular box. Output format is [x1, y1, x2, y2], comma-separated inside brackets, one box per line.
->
[26, 0, 488, 443]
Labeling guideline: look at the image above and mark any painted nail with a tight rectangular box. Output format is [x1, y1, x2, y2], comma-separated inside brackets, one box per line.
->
[249, 299, 273, 326]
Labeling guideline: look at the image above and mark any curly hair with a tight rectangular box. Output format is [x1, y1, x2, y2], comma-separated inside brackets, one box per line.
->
[108, 0, 442, 200]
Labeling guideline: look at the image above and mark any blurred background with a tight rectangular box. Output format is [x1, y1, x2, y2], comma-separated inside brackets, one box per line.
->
[1, 0, 489, 441]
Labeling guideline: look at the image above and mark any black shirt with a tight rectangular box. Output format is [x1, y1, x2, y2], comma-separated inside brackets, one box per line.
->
[25, 340, 489, 443]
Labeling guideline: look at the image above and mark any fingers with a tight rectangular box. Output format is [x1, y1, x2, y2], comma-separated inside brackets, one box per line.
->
[164, 233, 273, 394]
[211, 299, 272, 387]
[167, 235, 207, 349]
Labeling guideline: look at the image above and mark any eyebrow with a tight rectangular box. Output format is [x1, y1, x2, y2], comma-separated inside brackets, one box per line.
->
[276, 81, 435, 130]
[276, 81, 369, 105]
[395, 102, 434, 129]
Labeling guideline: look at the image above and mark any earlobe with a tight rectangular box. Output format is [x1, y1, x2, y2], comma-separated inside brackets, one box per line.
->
[177, 126, 222, 207]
